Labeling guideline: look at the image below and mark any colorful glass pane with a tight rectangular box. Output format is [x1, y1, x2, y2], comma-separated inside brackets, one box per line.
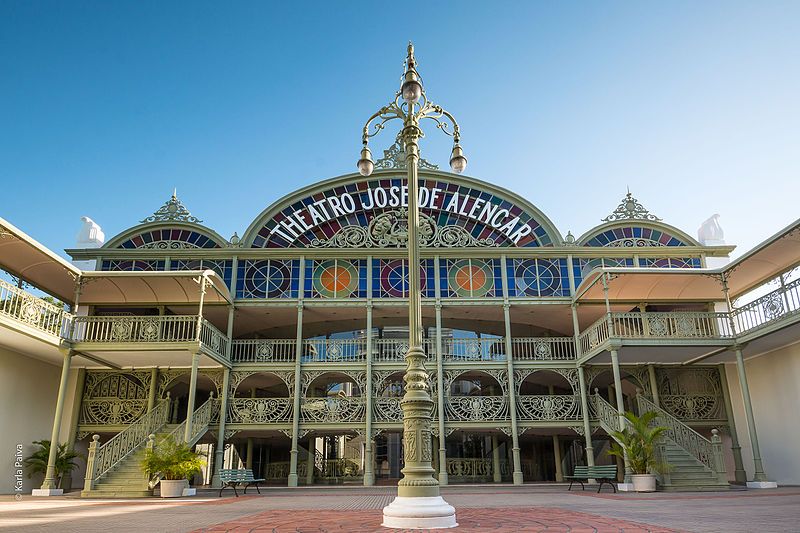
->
[118, 228, 221, 249]
[444, 259, 498, 297]
[583, 226, 688, 247]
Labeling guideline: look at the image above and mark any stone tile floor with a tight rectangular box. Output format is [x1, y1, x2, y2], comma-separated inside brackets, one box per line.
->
[2, 485, 799, 532]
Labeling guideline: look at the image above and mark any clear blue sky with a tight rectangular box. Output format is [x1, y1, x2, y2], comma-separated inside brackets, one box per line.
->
[1, 1, 798, 257]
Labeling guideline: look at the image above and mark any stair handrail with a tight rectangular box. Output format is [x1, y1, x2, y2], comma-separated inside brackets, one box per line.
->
[84, 397, 170, 488]
[168, 395, 217, 445]
[636, 395, 715, 472]
[592, 394, 631, 433]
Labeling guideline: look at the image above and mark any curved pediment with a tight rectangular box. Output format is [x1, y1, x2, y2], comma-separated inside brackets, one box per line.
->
[242, 170, 563, 248]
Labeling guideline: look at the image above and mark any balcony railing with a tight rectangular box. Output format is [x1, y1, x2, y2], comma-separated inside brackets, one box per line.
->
[0, 278, 69, 338]
[305, 338, 366, 362]
[578, 312, 734, 355]
[441, 337, 505, 361]
[300, 396, 365, 423]
[71, 315, 199, 343]
[516, 394, 581, 421]
[732, 277, 800, 335]
[231, 339, 295, 363]
[445, 395, 509, 421]
[511, 337, 576, 360]
[227, 397, 292, 424]
[200, 320, 229, 361]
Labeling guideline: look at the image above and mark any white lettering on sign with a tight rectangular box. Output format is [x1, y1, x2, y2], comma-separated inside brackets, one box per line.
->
[269, 184, 532, 245]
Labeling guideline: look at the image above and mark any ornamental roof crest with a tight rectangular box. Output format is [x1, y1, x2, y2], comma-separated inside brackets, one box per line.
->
[374, 134, 438, 171]
[141, 190, 203, 224]
[602, 190, 661, 222]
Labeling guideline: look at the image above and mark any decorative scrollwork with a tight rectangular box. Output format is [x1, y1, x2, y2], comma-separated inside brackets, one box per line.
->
[228, 398, 292, 424]
[516, 395, 580, 421]
[301, 397, 366, 423]
[374, 397, 403, 422]
[602, 191, 662, 222]
[445, 396, 508, 421]
[374, 133, 439, 170]
[311, 209, 496, 248]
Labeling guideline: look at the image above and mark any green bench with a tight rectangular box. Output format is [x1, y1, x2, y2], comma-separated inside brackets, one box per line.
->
[565, 465, 619, 493]
[218, 468, 265, 497]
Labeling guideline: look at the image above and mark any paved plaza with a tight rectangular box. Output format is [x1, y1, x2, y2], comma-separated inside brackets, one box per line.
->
[2, 485, 800, 532]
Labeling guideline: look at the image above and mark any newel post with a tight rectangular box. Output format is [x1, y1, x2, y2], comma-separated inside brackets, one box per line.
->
[711, 429, 728, 485]
[83, 434, 100, 492]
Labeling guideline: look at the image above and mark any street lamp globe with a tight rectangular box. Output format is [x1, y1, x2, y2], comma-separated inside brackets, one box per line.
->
[449, 143, 467, 174]
[357, 145, 374, 176]
[401, 76, 423, 105]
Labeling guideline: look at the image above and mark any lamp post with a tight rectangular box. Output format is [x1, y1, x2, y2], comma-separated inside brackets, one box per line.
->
[358, 43, 464, 529]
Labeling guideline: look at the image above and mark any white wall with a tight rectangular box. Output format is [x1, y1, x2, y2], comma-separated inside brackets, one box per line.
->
[0, 347, 61, 494]
[724, 341, 800, 485]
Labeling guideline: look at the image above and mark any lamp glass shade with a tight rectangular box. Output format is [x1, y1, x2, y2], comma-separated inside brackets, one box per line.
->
[401, 80, 422, 104]
[358, 158, 374, 176]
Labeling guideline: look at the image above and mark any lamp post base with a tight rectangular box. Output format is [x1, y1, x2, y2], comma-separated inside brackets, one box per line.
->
[382, 496, 457, 529]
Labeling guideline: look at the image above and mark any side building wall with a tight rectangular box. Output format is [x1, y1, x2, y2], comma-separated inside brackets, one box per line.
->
[724, 341, 800, 485]
[0, 347, 61, 494]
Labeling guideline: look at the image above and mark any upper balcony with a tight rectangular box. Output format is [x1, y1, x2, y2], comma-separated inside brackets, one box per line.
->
[69, 314, 230, 366]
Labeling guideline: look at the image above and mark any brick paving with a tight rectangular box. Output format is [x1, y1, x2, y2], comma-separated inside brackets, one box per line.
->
[2, 485, 799, 533]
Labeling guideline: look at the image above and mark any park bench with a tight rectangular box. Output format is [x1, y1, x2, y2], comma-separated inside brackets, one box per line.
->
[565, 464, 619, 493]
[218, 468, 265, 497]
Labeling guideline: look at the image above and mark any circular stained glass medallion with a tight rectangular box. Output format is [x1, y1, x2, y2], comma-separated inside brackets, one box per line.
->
[379, 259, 428, 297]
[447, 259, 493, 297]
[313, 260, 359, 298]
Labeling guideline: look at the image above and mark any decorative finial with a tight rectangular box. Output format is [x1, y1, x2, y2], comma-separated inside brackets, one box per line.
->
[229, 232, 241, 246]
[601, 191, 661, 222]
[141, 192, 203, 224]
[563, 231, 576, 246]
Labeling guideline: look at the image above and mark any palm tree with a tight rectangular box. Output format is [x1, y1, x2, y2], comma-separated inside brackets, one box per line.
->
[23, 440, 83, 488]
[607, 411, 668, 475]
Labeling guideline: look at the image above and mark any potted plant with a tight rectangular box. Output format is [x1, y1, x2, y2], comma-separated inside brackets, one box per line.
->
[23, 440, 83, 490]
[141, 435, 204, 498]
[607, 410, 668, 492]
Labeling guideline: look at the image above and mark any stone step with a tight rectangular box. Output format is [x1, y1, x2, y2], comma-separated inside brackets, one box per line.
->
[100, 476, 149, 485]
[81, 489, 152, 498]
[662, 483, 730, 492]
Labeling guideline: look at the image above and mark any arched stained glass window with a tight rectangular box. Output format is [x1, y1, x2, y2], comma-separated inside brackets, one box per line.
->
[583, 226, 689, 247]
[101, 259, 165, 271]
[117, 228, 221, 249]
[172, 259, 233, 287]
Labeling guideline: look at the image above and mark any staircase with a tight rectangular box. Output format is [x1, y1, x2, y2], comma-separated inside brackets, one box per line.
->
[81, 397, 216, 498]
[593, 394, 729, 492]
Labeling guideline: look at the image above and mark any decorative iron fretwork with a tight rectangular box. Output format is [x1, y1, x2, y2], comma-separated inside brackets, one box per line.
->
[445, 396, 508, 421]
[301, 397, 365, 423]
[227, 398, 292, 424]
[516, 395, 581, 421]
[140, 192, 202, 224]
[374, 133, 438, 170]
[310, 208, 496, 248]
[602, 191, 661, 222]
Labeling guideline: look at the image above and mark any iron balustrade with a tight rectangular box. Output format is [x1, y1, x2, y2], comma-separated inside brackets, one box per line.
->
[300, 396, 366, 423]
[71, 315, 199, 343]
[200, 320, 229, 361]
[231, 339, 296, 363]
[445, 395, 509, 421]
[441, 337, 505, 361]
[611, 312, 733, 339]
[732, 277, 800, 335]
[0, 278, 69, 337]
[511, 337, 576, 360]
[227, 397, 293, 424]
[579, 317, 610, 355]
[304, 338, 367, 362]
[636, 395, 716, 472]
[373, 396, 403, 422]
[167, 396, 217, 444]
[516, 395, 581, 421]
[85, 398, 169, 486]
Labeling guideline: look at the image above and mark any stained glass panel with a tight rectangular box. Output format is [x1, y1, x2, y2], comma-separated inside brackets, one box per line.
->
[305, 259, 366, 298]
[100, 259, 166, 271]
[583, 226, 688, 247]
[236, 259, 300, 299]
[372, 259, 435, 298]
[117, 228, 221, 249]
[441, 259, 501, 298]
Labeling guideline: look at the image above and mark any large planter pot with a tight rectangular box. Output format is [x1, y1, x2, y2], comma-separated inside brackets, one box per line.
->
[631, 474, 656, 492]
[159, 479, 186, 498]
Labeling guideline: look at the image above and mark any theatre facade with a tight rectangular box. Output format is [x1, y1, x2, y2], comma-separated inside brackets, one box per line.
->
[2, 162, 799, 496]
